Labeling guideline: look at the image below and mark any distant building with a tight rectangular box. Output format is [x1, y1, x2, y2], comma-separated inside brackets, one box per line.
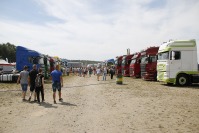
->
[67, 62, 83, 68]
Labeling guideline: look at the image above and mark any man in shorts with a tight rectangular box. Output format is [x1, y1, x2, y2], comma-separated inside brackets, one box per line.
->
[28, 64, 38, 102]
[51, 65, 63, 104]
[17, 65, 29, 101]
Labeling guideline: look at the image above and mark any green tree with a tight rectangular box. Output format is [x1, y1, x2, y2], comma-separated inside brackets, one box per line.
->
[0, 42, 16, 62]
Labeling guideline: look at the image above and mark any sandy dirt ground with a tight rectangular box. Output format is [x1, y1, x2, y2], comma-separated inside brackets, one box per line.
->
[0, 74, 199, 133]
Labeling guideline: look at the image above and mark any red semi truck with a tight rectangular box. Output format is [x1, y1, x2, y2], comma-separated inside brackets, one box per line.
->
[129, 52, 141, 78]
[140, 47, 159, 80]
[122, 54, 134, 77]
[115, 55, 123, 75]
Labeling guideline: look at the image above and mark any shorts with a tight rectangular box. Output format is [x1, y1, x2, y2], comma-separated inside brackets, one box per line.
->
[21, 84, 28, 92]
[30, 84, 36, 92]
[52, 82, 61, 92]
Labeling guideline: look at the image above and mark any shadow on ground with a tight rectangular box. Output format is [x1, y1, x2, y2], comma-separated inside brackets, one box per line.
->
[59, 101, 77, 106]
[64, 81, 116, 89]
[161, 83, 199, 89]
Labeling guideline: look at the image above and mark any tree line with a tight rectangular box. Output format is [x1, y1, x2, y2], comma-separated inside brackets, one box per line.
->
[0, 43, 101, 64]
[0, 42, 16, 63]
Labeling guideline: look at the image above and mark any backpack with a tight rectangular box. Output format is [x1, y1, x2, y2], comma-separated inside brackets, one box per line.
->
[35, 74, 42, 87]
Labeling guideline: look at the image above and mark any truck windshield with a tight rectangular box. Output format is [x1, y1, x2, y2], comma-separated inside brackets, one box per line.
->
[130, 59, 136, 64]
[158, 52, 169, 60]
[141, 57, 148, 63]
[149, 55, 157, 62]
[39, 58, 44, 64]
[115, 60, 118, 65]
[122, 60, 126, 65]
[28, 57, 39, 64]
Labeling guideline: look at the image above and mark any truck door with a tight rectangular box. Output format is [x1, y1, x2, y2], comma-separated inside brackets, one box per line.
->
[169, 51, 181, 78]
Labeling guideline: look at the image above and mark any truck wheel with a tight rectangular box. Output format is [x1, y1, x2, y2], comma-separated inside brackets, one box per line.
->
[176, 74, 189, 86]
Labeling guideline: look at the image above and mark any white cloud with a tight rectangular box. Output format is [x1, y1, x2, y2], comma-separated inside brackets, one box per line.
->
[0, 0, 199, 61]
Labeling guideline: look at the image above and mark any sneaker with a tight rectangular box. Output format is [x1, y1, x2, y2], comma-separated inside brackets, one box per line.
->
[54, 101, 57, 104]
[22, 98, 26, 101]
[59, 98, 63, 101]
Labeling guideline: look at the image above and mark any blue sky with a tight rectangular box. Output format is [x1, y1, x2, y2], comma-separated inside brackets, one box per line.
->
[0, 0, 199, 61]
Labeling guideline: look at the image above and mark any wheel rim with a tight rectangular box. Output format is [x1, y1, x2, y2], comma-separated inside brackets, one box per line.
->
[179, 77, 186, 85]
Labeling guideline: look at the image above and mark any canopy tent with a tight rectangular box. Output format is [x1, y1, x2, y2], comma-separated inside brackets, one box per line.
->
[0, 59, 10, 65]
[104, 59, 115, 66]
[105, 59, 115, 64]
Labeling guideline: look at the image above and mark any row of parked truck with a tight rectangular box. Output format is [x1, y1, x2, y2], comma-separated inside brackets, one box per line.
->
[0, 46, 69, 82]
[115, 39, 199, 86]
[16, 46, 69, 79]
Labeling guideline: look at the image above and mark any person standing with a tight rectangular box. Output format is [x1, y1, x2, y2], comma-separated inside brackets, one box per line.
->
[79, 67, 82, 77]
[88, 67, 92, 77]
[96, 67, 101, 81]
[35, 68, 45, 104]
[51, 65, 63, 104]
[110, 67, 114, 79]
[28, 64, 38, 102]
[93, 67, 96, 75]
[17, 66, 29, 101]
[103, 67, 107, 81]
[66, 67, 70, 76]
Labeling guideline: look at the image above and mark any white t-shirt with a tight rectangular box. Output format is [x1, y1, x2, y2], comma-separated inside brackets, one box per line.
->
[103, 68, 107, 73]
[96, 69, 101, 74]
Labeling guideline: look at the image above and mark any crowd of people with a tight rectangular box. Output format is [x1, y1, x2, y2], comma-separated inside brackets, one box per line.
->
[17, 64, 63, 104]
[65, 66, 115, 81]
[17, 64, 115, 104]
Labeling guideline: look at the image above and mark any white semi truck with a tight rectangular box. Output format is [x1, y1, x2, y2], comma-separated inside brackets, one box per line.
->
[157, 39, 199, 86]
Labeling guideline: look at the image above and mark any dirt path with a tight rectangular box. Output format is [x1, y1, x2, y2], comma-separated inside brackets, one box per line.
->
[0, 74, 199, 133]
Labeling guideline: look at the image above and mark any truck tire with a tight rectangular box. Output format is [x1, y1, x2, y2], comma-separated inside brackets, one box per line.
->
[176, 74, 189, 86]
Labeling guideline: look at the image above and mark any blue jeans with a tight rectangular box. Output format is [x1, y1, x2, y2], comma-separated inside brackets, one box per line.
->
[21, 84, 28, 92]
[52, 82, 61, 92]
[103, 73, 107, 80]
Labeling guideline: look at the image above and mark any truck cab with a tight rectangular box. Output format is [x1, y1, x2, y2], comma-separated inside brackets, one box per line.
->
[16, 46, 42, 71]
[140, 47, 159, 80]
[157, 39, 199, 86]
[115, 56, 123, 75]
[122, 54, 134, 77]
[129, 53, 141, 78]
